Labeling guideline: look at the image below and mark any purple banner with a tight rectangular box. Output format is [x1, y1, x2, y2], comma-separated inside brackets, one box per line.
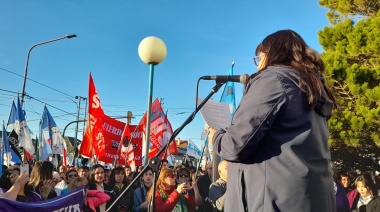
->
[0, 186, 86, 212]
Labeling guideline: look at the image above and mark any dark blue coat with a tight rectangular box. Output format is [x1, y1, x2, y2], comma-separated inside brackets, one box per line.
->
[213, 66, 336, 212]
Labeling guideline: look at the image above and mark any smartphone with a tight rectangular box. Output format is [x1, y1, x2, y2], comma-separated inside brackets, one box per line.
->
[183, 179, 189, 194]
[20, 163, 29, 175]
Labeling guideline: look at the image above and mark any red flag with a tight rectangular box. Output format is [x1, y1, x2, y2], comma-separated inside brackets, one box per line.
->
[24, 151, 34, 161]
[79, 74, 127, 163]
[120, 125, 143, 166]
[93, 115, 126, 163]
[138, 98, 178, 160]
[79, 119, 92, 157]
[117, 123, 131, 165]
[79, 73, 104, 158]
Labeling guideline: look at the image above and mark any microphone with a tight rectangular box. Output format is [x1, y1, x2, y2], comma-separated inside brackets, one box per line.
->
[200, 74, 249, 84]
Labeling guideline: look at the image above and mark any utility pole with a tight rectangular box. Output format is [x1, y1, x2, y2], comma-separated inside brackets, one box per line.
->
[73, 96, 86, 166]
[126, 111, 133, 124]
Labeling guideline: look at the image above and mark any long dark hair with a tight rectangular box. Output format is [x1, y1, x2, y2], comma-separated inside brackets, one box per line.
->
[0, 169, 17, 190]
[108, 166, 129, 188]
[88, 164, 104, 185]
[255, 29, 336, 108]
[0, 168, 34, 196]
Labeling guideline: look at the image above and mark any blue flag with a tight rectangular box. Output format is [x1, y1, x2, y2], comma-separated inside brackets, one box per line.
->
[1, 123, 9, 170]
[14, 96, 34, 155]
[40, 132, 52, 161]
[41, 106, 64, 154]
[7, 100, 17, 127]
[2, 123, 10, 153]
[41, 105, 58, 130]
[10, 148, 22, 164]
[219, 62, 236, 117]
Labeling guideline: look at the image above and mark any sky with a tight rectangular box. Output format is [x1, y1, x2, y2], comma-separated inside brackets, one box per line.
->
[0, 1, 330, 150]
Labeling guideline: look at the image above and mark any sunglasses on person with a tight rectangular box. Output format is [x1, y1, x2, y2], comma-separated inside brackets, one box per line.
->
[179, 174, 189, 178]
[69, 174, 78, 178]
[165, 173, 175, 179]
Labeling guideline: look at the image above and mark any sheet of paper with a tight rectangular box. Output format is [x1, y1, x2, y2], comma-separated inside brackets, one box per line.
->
[197, 97, 232, 130]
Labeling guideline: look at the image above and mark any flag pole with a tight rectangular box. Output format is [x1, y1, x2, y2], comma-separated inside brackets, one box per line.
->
[36, 119, 41, 162]
[113, 116, 129, 167]
[195, 132, 209, 179]
[0, 121, 4, 173]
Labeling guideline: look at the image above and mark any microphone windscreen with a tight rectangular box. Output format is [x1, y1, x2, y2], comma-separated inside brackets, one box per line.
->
[240, 74, 250, 84]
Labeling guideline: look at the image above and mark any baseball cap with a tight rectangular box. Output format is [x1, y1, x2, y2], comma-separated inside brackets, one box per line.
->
[104, 165, 112, 171]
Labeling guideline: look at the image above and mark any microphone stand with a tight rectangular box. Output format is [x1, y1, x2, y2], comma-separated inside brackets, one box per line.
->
[106, 82, 225, 212]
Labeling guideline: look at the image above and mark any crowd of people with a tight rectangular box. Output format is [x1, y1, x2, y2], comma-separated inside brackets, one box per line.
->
[2, 29, 377, 212]
[3, 158, 380, 211]
[0, 159, 228, 212]
[333, 168, 380, 212]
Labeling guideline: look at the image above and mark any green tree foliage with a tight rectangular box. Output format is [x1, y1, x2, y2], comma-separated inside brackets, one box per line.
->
[319, 0, 380, 24]
[319, 1, 380, 171]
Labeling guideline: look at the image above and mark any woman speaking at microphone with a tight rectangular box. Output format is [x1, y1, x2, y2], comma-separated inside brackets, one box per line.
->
[208, 29, 336, 212]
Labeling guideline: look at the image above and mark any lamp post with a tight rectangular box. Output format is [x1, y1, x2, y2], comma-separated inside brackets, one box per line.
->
[20, 34, 77, 107]
[138, 36, 167, 166]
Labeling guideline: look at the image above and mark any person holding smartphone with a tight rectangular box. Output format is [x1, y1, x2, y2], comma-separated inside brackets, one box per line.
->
[0, 168, 41, 202]
[176, 167, 202, 207]
[146, 168, 196, 212]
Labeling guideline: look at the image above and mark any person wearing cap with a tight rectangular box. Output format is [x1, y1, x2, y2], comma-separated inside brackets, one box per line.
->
[103, 165, 112, 186]
[53, 171, 66, 196]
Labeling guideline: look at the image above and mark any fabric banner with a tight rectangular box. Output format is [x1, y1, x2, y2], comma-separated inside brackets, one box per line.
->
[7, 130, 23, 163]
[0, 185, 86, 212]
[91, 120, 143, 165]
[186, 139, 202, 159]
[41, 106, 64, 154]
[79, 73, 105, 158]
[121, 125, 143, 166]
[139, 98, 178, 161]
[79, 74, 144, 164]
[40, 132, 52, 161]
[79, 119, 92, 158]
[91, 114, 125, 163]
[219, 62, 236, 117]
[14, 96, 34, 155]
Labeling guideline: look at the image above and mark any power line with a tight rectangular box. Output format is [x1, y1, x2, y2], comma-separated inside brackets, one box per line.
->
[0, 67, 75, 98]
[0, 88, 18, 94]
[25, 94, 76, 117]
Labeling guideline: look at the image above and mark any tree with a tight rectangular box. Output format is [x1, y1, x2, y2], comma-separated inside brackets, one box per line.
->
[318, 0, 380, 172]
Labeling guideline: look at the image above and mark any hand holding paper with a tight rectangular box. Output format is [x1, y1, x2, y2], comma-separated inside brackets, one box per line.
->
[198, 97, 232, 130]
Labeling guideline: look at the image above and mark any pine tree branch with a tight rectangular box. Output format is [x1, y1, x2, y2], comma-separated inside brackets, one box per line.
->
[332, 80, 356, 102]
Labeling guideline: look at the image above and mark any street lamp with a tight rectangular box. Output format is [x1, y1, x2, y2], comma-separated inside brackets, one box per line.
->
[20, 34, 77, 107]
[138, 36, 167, 165]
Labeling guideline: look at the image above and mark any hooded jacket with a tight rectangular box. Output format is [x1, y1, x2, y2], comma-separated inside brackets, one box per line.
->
[213, 66, 336, 212]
